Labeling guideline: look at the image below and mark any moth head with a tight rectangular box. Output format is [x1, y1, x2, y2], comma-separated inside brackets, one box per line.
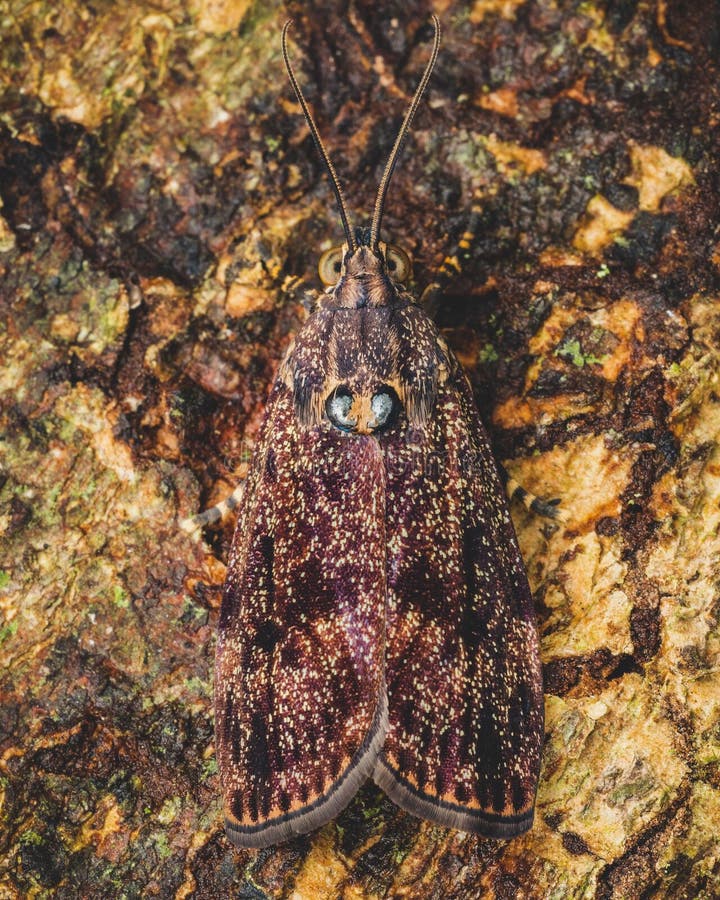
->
[318, 242, 412, 287]
[283, 16, 442, 428]
[325, 383, 401, 435]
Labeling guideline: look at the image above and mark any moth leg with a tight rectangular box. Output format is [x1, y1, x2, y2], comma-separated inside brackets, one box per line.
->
[180, 481, 245, 533]
[420, 201, 484, 316]
[500, 466, 563, 520]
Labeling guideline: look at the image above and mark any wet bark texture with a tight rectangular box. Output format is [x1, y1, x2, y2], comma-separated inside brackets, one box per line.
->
[1, 0, 719, 897]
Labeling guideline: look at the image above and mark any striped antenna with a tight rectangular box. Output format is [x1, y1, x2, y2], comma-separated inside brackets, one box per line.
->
[282, 21, 357, 253]
[369, 15, 441, 250]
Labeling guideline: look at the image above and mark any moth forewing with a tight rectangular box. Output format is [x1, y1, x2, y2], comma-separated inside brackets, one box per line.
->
[215, 14, 543, 848]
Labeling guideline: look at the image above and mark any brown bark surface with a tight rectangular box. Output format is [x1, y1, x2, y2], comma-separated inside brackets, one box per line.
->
[1, 1, 719, 897]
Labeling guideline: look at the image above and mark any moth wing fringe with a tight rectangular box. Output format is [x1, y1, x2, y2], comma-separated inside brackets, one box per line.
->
[372, 756, 534, 839]
[225, 686, 389, 849]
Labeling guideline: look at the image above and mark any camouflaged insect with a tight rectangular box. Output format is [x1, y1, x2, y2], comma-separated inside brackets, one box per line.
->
[214, 16, 544, 848]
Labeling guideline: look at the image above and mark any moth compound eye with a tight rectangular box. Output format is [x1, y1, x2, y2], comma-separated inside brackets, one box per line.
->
[385, 245, 412, 283]
[325, 386, 356, 432]
[318, 247, 344, 285]
[370, 385, 400, 431]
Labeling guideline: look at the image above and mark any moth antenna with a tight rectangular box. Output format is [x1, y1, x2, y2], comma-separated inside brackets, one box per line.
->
[369, 15, 441, 251]
[282, 20, 357, 253]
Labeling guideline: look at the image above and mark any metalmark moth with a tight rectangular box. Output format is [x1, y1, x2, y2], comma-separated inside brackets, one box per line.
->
[214, 15, 544, 849]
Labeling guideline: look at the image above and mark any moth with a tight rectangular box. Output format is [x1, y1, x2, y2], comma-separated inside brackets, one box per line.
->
[214, 15, 544, 849]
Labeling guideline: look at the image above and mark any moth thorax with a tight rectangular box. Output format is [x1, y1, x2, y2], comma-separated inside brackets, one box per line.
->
[325, 384, 400, 435]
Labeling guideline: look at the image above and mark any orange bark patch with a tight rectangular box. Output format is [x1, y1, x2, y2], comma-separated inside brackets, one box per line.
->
[469, 0, 526, 24]
[625, 142, 695, 212]
[476, 87, 519, 119]
[572, 195, 634, 256]
[484, 133, 547, 177]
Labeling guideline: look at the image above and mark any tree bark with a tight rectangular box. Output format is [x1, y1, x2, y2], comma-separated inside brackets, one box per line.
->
[1, 0, 719, 897]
